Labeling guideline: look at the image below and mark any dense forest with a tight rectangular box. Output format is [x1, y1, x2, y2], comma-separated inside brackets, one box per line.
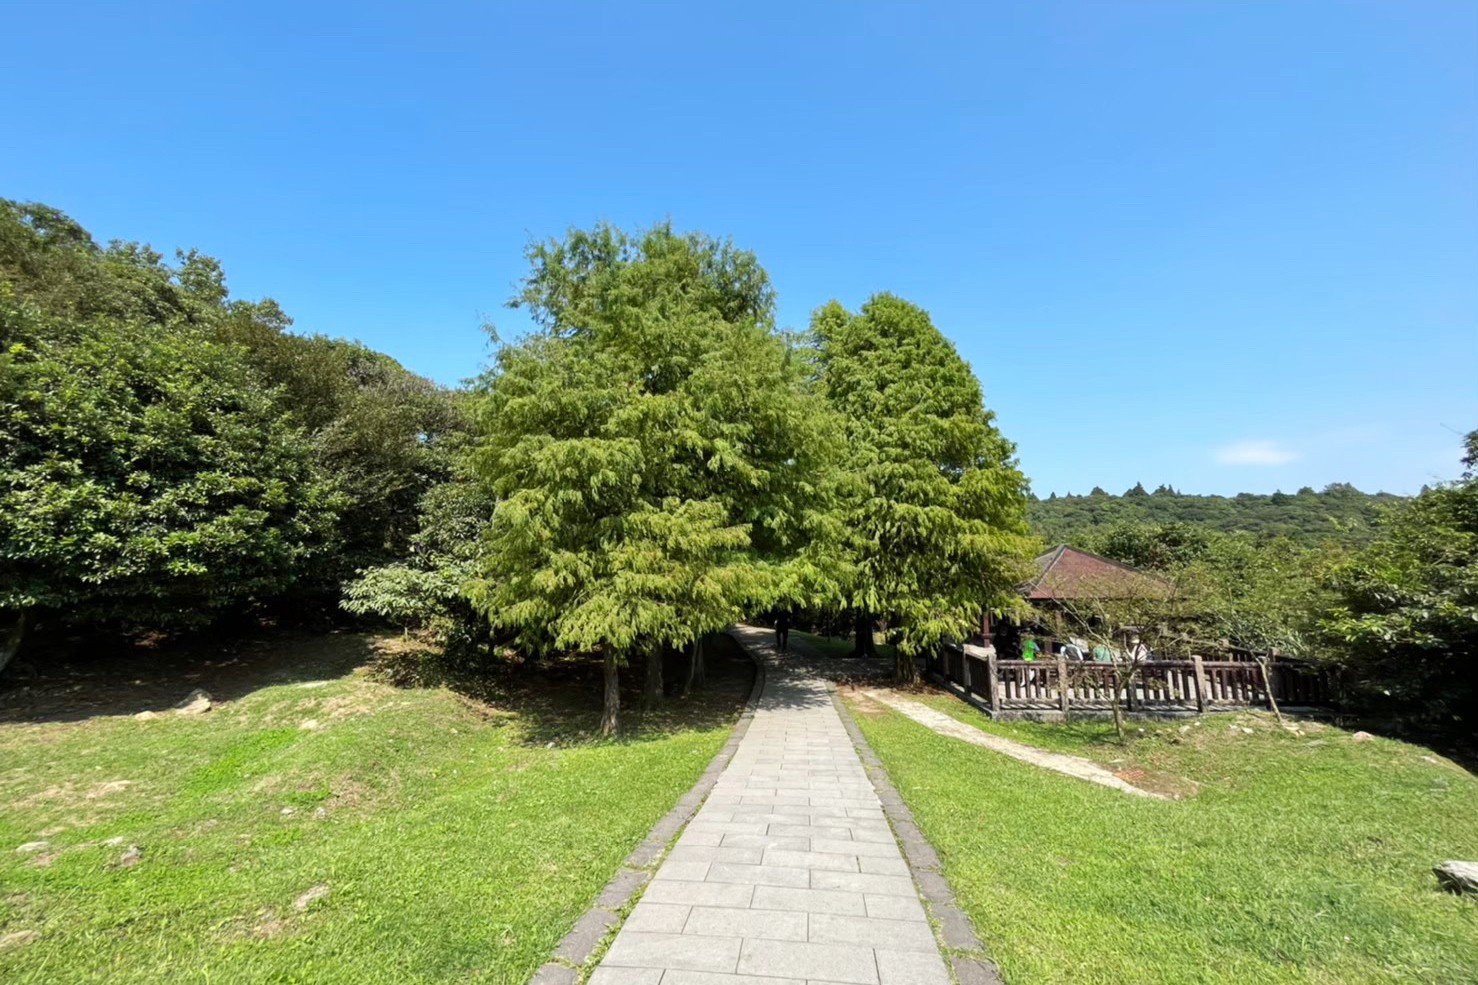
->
[1029, 484, 1406, 546]
[2, 199, 1473, 738]
[0, 199, 479, 665]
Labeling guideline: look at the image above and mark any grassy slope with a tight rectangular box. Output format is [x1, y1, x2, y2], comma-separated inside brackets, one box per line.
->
[0, 635, 749, 984]
[849, 695, 1478, 985]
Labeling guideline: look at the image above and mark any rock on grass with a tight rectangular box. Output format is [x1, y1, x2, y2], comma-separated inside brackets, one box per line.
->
[1434, 861, 1478, 896]
[175, 689, 212, 715]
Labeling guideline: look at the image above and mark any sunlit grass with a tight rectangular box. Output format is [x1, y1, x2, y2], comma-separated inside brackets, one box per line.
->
[849, 694, 1478, 985]
[0, 635, 749, 984]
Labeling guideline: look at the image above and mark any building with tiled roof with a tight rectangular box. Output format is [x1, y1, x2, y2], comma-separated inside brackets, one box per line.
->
[1020, 545, 1168, 602]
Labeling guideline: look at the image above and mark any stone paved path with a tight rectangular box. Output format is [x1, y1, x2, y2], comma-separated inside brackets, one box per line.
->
[858, 688, 1164, 799]
[589, 635, 952, 985]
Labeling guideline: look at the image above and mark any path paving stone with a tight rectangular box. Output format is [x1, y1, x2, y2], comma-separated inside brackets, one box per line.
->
[583, 629, 954, 985]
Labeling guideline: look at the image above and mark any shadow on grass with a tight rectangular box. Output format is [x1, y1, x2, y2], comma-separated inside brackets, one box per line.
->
[0, 630, 376, 725]
[0, 628, 757, 752]
[378, 631, 757, 748]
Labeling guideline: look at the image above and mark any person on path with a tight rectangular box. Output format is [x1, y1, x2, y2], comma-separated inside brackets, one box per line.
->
[774, 611, 791, 653]
[1021, 635, 1040, 684]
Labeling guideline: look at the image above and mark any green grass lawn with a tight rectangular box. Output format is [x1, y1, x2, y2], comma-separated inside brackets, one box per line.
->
[848, 692, 1478, 985]
[0, 633, 751, 984]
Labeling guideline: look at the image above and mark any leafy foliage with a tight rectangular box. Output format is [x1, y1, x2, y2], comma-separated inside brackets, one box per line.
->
[468, 223, 836, 728]
[1321, 430, 1478, 729]
[1072, 521, 1338, 657]
[216, 304, 469, 574]
[813, 294, 1035, 678]
[0, 286, 338, 632]
[341, 451, 495, 657]
[0, 198, 466, 656]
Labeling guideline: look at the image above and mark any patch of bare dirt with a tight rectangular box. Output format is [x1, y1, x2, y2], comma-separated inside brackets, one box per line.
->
[219, 908, 292, 940]
[17, 783, 81, 809]
[293, 884, 330, 911]
[1114, 766, 1200, 799]
[0, 929, 41, 949]
[85, 779, 132, 799]
[319, 691, 383, 719]
[846, 694, 887, 717]
[323, 774, 375, 812]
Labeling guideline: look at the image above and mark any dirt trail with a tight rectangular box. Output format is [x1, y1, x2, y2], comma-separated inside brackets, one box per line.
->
[857, 689, 1167, 800]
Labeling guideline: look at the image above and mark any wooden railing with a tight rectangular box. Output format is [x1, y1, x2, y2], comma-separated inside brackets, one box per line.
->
[926, 647, 1333, 716]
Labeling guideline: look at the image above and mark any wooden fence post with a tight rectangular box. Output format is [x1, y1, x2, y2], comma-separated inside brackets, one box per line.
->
[1056, 654, 1070, 717]
[986, 650, 1001, 715]
[960, 649, 972, 695]
[1191, 655, 1209, 714]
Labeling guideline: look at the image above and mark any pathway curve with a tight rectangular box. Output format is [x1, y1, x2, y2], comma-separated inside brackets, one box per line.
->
[588, 631, 954, 985]
[857, 689, 1164, 799]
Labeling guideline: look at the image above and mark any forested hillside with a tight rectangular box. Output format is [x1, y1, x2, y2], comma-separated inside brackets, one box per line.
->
[1029, 483, 1406, 546]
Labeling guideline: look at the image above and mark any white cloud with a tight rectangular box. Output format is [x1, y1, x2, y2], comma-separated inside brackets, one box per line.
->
[1214, 440, 1299, 466]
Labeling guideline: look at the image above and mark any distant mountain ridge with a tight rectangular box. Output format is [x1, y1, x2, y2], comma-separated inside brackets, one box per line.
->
[1028, 483, 1407, 545]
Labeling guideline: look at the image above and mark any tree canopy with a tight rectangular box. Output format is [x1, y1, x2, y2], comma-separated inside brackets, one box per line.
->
[468, 223, 836, 731]
[813, 293, 1034, 680]
[1320, 431, 1478, 731]
[0, 199, 462, 668]
[0, 285, 337, 641]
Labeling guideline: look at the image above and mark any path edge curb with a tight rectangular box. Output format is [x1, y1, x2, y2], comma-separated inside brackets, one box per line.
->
[527, 631, 767, 985]
[831, 687, 1004, 985]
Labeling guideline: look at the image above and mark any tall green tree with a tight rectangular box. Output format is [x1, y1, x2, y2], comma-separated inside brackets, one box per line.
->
[814, 293, 1034, 682]
[469, 224, 835, 733]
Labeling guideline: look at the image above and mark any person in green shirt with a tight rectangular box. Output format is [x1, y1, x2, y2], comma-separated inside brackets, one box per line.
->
[1022, 637, 1040, 661]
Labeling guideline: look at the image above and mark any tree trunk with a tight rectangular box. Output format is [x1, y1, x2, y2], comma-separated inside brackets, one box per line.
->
[852, 611, 877, 658]
[694, 636, 707, 687]
[894, 645, 917, 685]
[681, 639, 697, 699]
[1257, 655, 1285, 725]
[601, 650, 620, 736]
[1111, 661, 1136, 742]
[0, 611, 27, 678]
[643, 644, 664, 711]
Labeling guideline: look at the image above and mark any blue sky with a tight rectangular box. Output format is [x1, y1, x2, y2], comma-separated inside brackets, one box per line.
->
[7, 1, 1475, 497]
